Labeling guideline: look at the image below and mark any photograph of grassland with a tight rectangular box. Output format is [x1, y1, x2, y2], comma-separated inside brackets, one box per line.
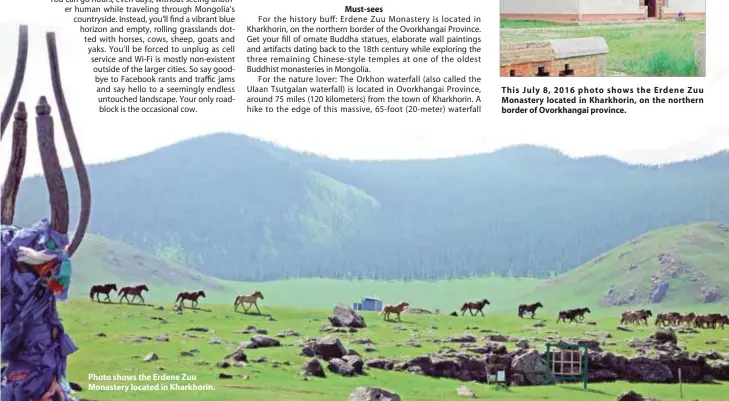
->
[499, 0, 706, 77]
[500, 21, 706, 77]
[4, 131, 728, 401]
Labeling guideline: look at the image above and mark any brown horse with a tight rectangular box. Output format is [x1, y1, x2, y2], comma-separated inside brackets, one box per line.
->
[89, 283, 117, 302]
[518, 302, 543, 319]
[655, 312, 681, 326]
[694, 314, 711, 328]
[381, 302, 409, 321]
[556, 307, 590, 324]
[679, 312, 697, 326]
[621, 309, 652, 325]
[695, 313, 727, 329]
[234, 291, 264, 314]
[575, 307, 591, 321]
[118, 284, 149, 304]
[707, 314, 726, 329]
[175, 290, 206, 308]
[460, 299, 490, 316]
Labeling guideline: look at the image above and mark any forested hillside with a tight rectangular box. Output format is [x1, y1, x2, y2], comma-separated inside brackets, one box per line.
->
[14, 134, 729, 281]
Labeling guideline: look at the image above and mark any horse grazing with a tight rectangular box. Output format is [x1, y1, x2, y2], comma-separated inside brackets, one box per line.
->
[89, 283, 117, 302]
[234, 291, 264, 314]
[460, 299, 490, 316]
[556, 307, 590, 324]
[518, 302, 543, 319]
[381, 302, 409, 321]
[118, 284, 149, 304]
[176, 290, 206, 308]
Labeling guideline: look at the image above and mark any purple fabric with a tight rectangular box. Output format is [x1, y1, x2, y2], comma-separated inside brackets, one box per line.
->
[1, 219, 77, 401]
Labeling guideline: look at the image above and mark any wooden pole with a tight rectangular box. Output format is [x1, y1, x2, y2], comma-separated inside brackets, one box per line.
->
[1, 102, 27, 225]
[1, 26, 28, 137]
[47, 31, 92, 257]
[679, 368, 683, 399]
[546, 344, 552, 385]
[583, 346, 588, 389]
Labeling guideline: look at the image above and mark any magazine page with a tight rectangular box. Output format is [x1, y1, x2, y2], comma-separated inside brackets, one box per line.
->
[1, 0, 726, 400]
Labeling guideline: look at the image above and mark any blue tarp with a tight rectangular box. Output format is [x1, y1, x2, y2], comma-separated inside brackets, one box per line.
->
[1, 219, 77, 401]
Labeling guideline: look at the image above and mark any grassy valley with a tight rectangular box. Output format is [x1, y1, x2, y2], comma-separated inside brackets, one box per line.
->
[71, 222, 729, 312]
[62, 301, 728, 401]
[72, 234, 541, 311]
[50, 227, 729, 400]
[7, 134, 728, 400]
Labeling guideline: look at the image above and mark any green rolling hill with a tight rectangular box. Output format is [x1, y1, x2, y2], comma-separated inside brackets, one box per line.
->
[64, 222, 728, 311]
[67, 234, 238, 303]
[14, 133, 729, 282]
[537, 222, 729, 310]
[68, 234, 541, 312]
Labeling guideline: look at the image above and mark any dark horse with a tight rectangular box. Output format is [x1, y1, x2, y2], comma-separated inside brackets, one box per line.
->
[119, 284, 149, 304]
[460, 299, 490, 316]
[556, 307, 591, 324]
[518, 302, 543, 319]
[175, 290, 206, 308]
[89, 283, 117, 302]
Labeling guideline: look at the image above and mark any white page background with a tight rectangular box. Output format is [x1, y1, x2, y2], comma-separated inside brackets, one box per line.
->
[0, 0, 726, 178]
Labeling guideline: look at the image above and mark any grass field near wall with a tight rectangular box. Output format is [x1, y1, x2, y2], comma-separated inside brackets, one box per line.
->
[500, 20, 705, 76]
[500, 20, 574, 29]
[60, 300, 729, 401]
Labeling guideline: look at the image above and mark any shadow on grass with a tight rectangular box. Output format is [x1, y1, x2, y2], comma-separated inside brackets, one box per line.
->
[182, 306, 212, 312]
[382, 318, 415, 324]
[558, 385, 610, 395]
[90, 299, 116, 304]
[115, 302, 154, 307]
[234, 310, 272, 318]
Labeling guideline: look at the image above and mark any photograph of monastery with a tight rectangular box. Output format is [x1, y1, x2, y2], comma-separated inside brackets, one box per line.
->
[499, 0, 706, 77]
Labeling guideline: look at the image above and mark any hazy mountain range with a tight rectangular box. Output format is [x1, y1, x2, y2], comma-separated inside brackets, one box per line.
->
[14, 133, 729, 281]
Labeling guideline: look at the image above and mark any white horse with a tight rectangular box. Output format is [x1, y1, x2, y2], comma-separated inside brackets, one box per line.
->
[234, 291, 264, 314]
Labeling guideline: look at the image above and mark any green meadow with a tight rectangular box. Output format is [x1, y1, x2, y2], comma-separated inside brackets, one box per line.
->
[500, 20, 573, 29]
[61, 300, 728, 401]
[51, 224, 729, 400]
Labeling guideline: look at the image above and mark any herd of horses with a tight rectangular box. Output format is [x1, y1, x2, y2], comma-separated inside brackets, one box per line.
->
[89, 286, 728, 330]
[461, 300, 728, 330]
[622, 309, 729, 329]
[89, 284, 265, 313]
